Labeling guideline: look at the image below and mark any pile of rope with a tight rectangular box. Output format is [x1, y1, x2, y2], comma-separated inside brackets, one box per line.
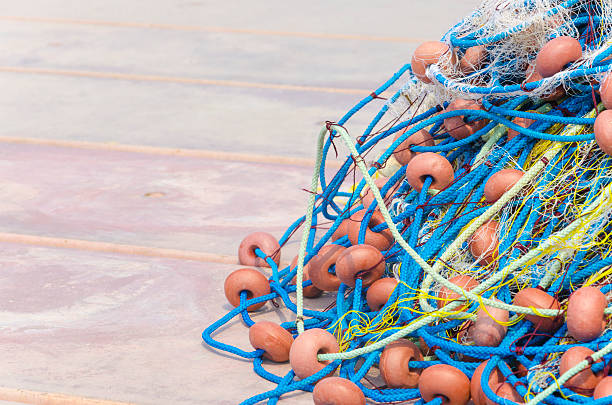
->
[203, 1, 612, 403]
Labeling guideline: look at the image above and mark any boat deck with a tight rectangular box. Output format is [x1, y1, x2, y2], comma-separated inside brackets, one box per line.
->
[0, 1, 479, 403]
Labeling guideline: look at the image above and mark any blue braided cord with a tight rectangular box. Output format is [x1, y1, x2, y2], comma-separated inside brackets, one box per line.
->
[202, 292, 268, 359]
[239, 361, 341, 405]
[252, 357, 283, 385]
[432, 64, 611, 96]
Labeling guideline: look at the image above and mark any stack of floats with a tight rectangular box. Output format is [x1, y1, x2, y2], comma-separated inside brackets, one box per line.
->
[203, 1, 612, 404]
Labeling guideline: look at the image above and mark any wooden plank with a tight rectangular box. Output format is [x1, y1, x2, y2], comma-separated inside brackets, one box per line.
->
[0, 243, 317, 404]
[0, 142, 315, 257]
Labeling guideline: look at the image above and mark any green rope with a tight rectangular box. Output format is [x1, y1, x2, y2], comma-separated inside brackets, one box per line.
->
[294, 126, 327, 334]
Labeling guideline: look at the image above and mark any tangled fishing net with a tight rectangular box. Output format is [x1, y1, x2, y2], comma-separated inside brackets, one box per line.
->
[203, 0, 612, 403]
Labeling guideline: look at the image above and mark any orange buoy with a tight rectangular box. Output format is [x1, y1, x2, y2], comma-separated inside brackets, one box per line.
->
[485, 382, 524, 405]
[335, 244, 386, 288]
[594, 377, 612, 399]
[405, 152, 454, 192]
[419, 364, 470, 405]
[331, 218, 350, 242]
[484, 169, 524, 203]
[366, 277, 398, 311]
[437, 275, 479, 309]
[472, 299, 509, 347]
[290, 255, 323, 298]
[238, 232, 281, 267]
[599, 73, 612, 109]
[566, 286, 607, 342]
[594, 109, 612, 156]
[471, 361, 505, 405]
[379, 339, 424, 388]
[513, 288, 562, 333]
[460, 45, 487, 74]
[411, 41, 456, 83]
[560, 346, 604, 395]
[224, 268, 270, 311]
[507, 116, 536, 140]
[536, 36, 582, 78]
[444, 99, 488, 140]
[313, 377, 365, 405]
[525, 64, 565, 101]
[393, 129, 435, 166]
[469, 220, 499, 265]
[249, 321, 294, 362]
[289, 328, 339, 379]
[308, 245, 347, 292]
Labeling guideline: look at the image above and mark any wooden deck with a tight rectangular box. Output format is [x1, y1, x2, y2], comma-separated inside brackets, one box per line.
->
[0, 1, 479, 403]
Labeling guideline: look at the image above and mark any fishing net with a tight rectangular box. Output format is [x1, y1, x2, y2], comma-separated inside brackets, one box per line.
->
[204, 0, 612, 403]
